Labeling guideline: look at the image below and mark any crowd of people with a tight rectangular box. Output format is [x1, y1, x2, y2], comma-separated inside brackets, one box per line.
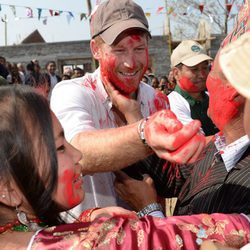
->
[0, 0, 249, 249]
[0, 57, 85, 99]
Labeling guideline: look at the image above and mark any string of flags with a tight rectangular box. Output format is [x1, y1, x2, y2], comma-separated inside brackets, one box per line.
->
[0, 2, 242, 25]
[0, 2, 88, 25]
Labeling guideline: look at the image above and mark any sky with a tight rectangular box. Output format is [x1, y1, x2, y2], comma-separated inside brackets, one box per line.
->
[0, 0, 240, 46]
[0, 0, 167, 46]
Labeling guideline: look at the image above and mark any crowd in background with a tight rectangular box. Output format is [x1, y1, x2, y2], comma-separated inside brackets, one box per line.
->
[0, 56, 85, 99]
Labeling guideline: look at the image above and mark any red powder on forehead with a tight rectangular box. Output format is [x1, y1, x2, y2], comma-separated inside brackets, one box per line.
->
[153, 91, 170, 111]
[130, 35, 141, 42]
[61, 169, 81, 207]
[206, 74, 240, 131]
[179, 77, 199, 92]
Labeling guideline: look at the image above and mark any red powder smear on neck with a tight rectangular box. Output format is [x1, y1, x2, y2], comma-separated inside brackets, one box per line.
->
[179, 77, 199, 92]
[153, 90, 170, 111]
[61, 169, 81, 207]
[207, 75, 240, 131]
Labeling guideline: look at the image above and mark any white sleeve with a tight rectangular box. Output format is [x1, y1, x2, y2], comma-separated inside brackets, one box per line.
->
[168, 91, 193, 126]
[50, 80, 96, 142]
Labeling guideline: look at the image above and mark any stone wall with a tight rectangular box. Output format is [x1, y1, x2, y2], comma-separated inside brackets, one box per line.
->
[0, 35, 222, 77]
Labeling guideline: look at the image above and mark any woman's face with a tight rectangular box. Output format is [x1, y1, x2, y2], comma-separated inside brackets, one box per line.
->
[51, 113, 85, 209]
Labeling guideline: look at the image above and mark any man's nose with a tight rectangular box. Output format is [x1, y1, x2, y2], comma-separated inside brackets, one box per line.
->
[124, 54, 136, 69]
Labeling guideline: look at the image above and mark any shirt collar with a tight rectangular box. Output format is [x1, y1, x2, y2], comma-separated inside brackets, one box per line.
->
[174, 84, 207, 106]
[214, 133, 250, 172]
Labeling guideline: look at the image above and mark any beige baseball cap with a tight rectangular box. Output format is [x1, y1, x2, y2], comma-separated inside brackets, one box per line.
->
[90, 0, 151, 45]
[219, 32, 250, 99]
[171, 40, 212, 68]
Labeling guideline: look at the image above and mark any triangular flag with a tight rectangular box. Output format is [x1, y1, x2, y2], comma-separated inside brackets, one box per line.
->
[226, 3, 232, 14]
[49, 9, 53, 16]
[0, 4, 2, 11]
[59, 11, 63, 15]
[54, 11, 60, 16]
[26, 7, 33, 18]
[80, 13, 87, 21]
[68, 12, 74, 18]
[156, 7, 164, 14]
[43, 17, 47, 25]
[66, 13, 74, 24]
[38, 8, 42, 20]
[145, 12, 151, 17]
[10, 5, 16, 17]
[199, 4, 204, 13]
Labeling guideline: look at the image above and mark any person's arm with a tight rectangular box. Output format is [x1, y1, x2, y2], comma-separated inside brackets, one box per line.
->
[72, 110, 205, 174]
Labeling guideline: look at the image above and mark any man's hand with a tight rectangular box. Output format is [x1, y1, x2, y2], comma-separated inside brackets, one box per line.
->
[144, 109, 206, 164]
[104, 77, 143, 123]
[114, 171, 158, 211]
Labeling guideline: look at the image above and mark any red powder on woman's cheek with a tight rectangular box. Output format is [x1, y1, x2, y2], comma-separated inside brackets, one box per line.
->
[206, 75, 240, 131]
[179, 77, 199, 92]
[60, 169, 81, 207]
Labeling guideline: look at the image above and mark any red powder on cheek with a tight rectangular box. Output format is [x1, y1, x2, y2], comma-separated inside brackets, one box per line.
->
[207, 74, 240, 131]
[100, 54, 137, 94]
[60, 169, 81, 207]
[179, 77, 199, 92]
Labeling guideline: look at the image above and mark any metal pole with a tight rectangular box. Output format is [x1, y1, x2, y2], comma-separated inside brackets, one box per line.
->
[165, 0, 172, 56]
[225, 0, 228, 34]
[4, 14, 7, 46]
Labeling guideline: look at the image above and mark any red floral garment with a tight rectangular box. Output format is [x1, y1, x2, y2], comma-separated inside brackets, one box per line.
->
[31, 213, 250, 250]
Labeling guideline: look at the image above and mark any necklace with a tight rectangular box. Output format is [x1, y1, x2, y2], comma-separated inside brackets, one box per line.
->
[0, 218, 46, 234]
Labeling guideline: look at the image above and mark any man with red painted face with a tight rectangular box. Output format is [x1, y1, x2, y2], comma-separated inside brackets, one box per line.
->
[50, 0, 205, 220]
[114, 8, 250, 216]
[168, 40, 219, 137]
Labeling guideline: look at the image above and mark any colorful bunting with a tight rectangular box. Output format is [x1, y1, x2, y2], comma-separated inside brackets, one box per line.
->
[38, 8, 42, 20]
[199, 4, 204, 13]
[9, 5, 16, 17]
[156, 6, 164, 14]
[43, 17, 47, 25]
[226, 3, 233, 13]
[80, 13, 87, 21]
[49, 9, 53, 16]
[26, 7, 33, 18]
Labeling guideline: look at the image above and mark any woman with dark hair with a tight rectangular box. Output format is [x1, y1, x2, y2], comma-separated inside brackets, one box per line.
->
[25, 70, 51, 98]
[0, 85, 248, 249]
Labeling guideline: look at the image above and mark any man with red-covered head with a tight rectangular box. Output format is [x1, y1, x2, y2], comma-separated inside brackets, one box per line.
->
[50, 0, 204, 220]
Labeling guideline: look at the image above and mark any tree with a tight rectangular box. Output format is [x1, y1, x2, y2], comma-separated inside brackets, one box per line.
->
[166, 0, 244, 40]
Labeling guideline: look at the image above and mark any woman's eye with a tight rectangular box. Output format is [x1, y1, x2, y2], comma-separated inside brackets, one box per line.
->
[57, 145, 65, 152]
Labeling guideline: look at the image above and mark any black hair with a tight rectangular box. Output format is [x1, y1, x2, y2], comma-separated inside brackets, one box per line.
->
[25, 72, 51, 89]
[0, 85, 63, 225]
[45, 61, 56, 69]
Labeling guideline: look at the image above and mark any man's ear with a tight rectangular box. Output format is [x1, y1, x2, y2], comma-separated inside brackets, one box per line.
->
[90, 39, 102, 60]
[172, 67, 181, 81]
[0, 180, 22, 208]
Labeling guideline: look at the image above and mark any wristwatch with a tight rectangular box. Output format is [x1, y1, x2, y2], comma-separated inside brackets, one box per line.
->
[137, 202, 163, 218]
